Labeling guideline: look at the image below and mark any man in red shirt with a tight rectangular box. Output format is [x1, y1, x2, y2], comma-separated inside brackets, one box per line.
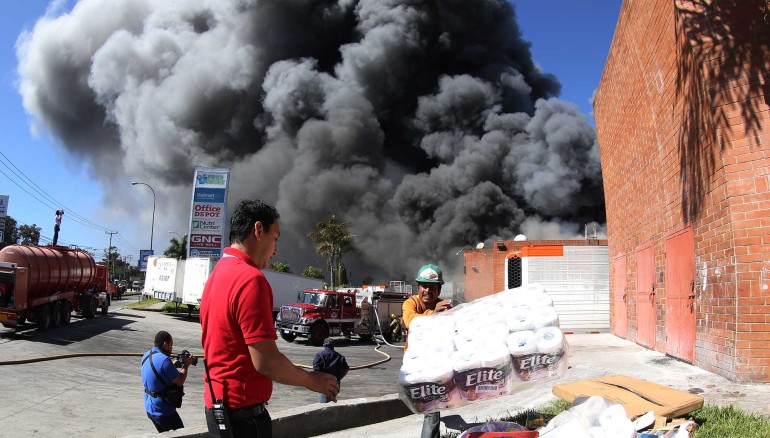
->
[201, 199, 339, 437]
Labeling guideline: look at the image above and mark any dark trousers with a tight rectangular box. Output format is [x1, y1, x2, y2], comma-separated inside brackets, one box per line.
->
[422, 412, 440, 438]
[205, 407, 271, 438]
[147, 411, 184, 433]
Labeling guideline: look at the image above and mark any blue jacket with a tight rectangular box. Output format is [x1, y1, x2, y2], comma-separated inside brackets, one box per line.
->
[313, 347, 349, 381]
[141, 347, 180, 416]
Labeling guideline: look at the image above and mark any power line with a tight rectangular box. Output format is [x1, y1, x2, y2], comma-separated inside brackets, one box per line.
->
[0, 152, 113, 233]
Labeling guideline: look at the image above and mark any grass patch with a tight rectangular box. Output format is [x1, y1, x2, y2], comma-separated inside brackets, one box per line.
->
[441, 401, 770, 438]
[689, 405, 770, 438]
[125, 298, 163, 310]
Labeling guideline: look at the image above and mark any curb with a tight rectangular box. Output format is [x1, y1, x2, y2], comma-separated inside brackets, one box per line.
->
[121, 393, 411, 438]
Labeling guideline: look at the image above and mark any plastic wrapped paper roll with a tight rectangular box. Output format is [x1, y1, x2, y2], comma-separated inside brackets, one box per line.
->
[399, 361, 461, 413]
[453, 344, 513, 402]
[510, 327, 566, 381]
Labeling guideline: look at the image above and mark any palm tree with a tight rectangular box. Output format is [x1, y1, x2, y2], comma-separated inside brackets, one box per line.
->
[307, 215, 354, 290]
[164, 235, 187, 260]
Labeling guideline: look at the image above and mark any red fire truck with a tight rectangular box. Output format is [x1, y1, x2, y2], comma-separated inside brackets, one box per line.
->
[275, 286, 407, 346]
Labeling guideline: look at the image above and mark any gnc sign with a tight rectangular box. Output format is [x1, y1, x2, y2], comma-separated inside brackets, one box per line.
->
[190, 234, 222, 248]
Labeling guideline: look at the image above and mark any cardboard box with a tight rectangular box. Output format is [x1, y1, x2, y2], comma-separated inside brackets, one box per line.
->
[552, 375, 703, 419]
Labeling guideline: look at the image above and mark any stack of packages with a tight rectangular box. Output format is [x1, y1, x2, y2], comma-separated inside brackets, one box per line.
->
[399, 284, 569, 414]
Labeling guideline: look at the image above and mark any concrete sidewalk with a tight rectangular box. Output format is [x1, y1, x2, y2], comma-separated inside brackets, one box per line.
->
[124, 333, 770, 438]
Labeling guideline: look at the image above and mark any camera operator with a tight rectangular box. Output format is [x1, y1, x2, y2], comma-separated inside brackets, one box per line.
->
[141, 331, 194, 433]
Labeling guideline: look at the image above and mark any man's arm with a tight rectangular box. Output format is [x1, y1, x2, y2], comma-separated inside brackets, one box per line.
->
[171, 355, 193, 386]
[248, 340, 339, 401]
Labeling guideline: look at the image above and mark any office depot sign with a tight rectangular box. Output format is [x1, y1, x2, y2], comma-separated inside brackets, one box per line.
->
[193, 203, 223, 218]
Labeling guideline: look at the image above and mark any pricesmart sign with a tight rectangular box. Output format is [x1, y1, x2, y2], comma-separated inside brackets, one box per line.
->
[188, 167, 229, 260]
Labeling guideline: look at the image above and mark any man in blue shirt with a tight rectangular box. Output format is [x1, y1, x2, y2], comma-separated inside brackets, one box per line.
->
[141, 331, 192, 432]
[312, 338, 350, 403]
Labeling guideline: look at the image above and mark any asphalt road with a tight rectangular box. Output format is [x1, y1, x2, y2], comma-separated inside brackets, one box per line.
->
[0, 301, 405, 437]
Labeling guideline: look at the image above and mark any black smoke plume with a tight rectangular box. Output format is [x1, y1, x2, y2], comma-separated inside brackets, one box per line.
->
[17, 0, 605, 282]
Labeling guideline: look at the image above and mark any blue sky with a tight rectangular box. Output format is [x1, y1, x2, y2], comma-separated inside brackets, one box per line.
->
[0, 1, 622, 263]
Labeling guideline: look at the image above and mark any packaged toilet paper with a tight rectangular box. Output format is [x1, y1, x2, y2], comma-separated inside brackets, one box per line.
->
[399, 283, 569, 414]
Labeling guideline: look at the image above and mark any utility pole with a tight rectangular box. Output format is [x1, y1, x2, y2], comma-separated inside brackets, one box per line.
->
[105, 231, 118, 281]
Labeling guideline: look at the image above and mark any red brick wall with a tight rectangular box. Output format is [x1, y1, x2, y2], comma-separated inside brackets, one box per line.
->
[595, 0, 770, 382]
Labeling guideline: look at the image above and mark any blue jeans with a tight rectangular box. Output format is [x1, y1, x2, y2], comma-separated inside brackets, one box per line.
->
[146, 411, 184, 433]
[422, 412, 440, 438]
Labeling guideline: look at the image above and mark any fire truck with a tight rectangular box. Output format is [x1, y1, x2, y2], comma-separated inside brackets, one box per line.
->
[274, 282, 410, 346]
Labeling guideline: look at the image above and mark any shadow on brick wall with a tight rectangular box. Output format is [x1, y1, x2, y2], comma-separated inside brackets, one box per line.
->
[674, 0, 770, 221]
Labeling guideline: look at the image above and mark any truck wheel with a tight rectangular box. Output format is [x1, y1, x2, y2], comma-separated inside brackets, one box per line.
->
[36, 305, 52, 331]
[51, 302, 64, 328]
[17, 315, 26, 325]
[309, 321, 329, 346]
[101, 301, 108, 315]
[279, 330, 297, 343]
[62, 302, 72, 325]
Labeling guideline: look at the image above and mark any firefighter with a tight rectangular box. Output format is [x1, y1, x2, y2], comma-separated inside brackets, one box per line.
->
[388, 313, 402, 342]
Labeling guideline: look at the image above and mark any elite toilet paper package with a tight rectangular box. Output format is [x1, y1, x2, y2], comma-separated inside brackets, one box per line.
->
[399, 284, 569, 414]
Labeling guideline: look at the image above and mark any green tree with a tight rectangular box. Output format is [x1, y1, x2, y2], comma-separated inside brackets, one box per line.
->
[1, 216, 20, 249]
[302, 266, 325, 280]
[19, 223, 41, 245]
[269, 262, 291, 273]
[307, 215, 354, 290]
[163, 235, 187, 260]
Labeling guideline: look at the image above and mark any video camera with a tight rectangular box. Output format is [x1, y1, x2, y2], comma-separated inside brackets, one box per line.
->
[175, 349, 198, 368]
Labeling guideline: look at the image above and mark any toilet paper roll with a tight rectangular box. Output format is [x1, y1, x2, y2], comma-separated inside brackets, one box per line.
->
[533, 306, 560, 328]
[497, 293, 527, 311]
[505, 309, 535, 332]
[483, 322, 510, 346]
[535, 326, 564, 354]
[507, 330, 537, 356]
[454, 328, 484, 352]
[405, 336, 455, 363]
[527, 290, 553, 308]
[451, 349, 483, 373]
[523, 283, 546, 294]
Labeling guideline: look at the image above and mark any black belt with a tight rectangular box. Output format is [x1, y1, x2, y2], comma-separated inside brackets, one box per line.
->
[228, 403, 267, 420]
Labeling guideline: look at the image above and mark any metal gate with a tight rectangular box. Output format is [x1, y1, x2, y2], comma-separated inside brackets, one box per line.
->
[612, 254, 628, 338]
[635, 242, 656, 348]
[664, 226, 696, 362]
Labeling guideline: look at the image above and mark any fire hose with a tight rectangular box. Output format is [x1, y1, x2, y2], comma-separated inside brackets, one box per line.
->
[0, 344, 391, 368]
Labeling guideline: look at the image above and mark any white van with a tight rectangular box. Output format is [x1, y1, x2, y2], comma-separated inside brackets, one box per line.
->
[132, 280, 141, 290]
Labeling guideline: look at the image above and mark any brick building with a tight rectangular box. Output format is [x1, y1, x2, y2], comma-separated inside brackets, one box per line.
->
[462, 239, 609, 334]
[594, 0, 770, 381]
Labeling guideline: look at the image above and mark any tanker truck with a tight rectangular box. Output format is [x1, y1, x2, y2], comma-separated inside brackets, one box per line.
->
[0, 245, 110, 330]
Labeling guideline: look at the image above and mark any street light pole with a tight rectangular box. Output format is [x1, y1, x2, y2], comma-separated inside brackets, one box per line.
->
[131, 182, 156, 252]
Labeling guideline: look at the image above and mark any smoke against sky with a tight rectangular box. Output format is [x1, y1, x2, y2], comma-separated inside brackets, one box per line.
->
[16, 0, 605, 280]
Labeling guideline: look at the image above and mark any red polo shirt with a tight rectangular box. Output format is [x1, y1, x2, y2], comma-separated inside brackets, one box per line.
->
[201, 247, 277, 409]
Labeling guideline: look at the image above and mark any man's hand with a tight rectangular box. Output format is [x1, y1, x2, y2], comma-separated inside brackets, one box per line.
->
[308, 371, 340, 402]
[434, 299, 452, 312]
[183, 354, 193, 368]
